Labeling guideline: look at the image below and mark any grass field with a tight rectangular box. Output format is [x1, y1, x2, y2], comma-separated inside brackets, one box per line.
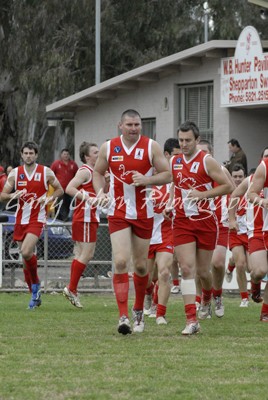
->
[0, 292, 267, 400]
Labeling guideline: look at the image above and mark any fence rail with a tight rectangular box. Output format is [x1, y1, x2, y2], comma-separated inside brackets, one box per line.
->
[0, 220, 113, 292]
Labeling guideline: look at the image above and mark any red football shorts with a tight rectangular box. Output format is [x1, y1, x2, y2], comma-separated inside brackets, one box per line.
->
[72, 221, 98, 243]
[173, 216, 218, 251]
[148, 242, 174, 259]
[248, 235, 266, 254]
[229, 231, 248, 251]
[13, 223, 44, 242]
[262, 232, 268, 251]
[108, 217, 154, 239]
[217, 226, 229, 248]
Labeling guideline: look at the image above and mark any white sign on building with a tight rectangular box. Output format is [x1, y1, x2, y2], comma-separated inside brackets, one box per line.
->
[221, 25, 268, 107]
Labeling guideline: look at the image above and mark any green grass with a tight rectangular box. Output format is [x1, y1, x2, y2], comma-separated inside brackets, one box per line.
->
[0, 292, 267, 400]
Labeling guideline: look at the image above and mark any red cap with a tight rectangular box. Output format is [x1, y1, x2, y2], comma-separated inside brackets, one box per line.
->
[0, 166, 4, 173]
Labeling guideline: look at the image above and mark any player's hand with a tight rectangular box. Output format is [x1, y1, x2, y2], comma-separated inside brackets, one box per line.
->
[187, 185, 205, 201]
[132, 171, 148, 187]
[13, 189, 27, 199]
[96, 193, 110, 208]
[163, 206, 173, 220]
[88, 196, 99, 207]
[260, 199, 268, 209]
[36, 194, 48, 205]
[104, 171, 110, 185]
[229, 220, 239, 232]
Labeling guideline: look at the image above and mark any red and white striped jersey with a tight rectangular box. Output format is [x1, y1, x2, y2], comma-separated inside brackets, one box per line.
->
[213, 168, 229, 229]
[72, 164, 100, 223]
[150, 184, 172, 245]
[234, 195, 247, 235]
[14, 164, 48, 224]
[107, 135, 154, 220]
[247, 175, 263, 238]
[214, 194, 229, 228]
[261, 159, 268, 231]
[171, 150, 216, 219]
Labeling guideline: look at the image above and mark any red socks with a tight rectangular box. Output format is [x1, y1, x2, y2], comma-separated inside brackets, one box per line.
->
[261, 302, 268, 314]
[113, 273, 129, 317]
[23, 268, 32, 292]
[251, 281, 261, 292]
[133, 273, 149, 310]
[156, 304, 166, 318]
[24, 254, 39, 284]
[145, 281, 154, 296]
[240, 291, 249, 300]
[69, 259, 86, 293]
[195, 295, 201, 304]
[185, 304, 197, 323]
[202, 288, 212, 304]
[227, 263, 235, 273]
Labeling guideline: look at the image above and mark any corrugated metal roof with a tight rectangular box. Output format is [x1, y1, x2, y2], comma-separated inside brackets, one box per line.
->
[46, 39, 268, 113]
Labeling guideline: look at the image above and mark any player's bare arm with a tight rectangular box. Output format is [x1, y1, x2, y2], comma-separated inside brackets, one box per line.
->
[92, 142, 110, 207]
[46, 169, 64, 201]
[132, 141, 172, 187]
[188, 157, 234, 200]
[0, 171, 25, 202]
[248, 163, 268, 208]
[163, 182, 174, 221]
[66, 169, 91, 200]
[229, 177, 248, 231]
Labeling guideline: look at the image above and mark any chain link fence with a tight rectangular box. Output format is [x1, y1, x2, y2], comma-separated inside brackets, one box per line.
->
[0, 215, 113, 292]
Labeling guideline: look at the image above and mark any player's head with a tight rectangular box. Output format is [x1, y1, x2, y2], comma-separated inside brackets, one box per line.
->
[197, 139, 213, 155]
[261, 146, 268, 159]
[231, 163, 246, 186]
[164, 138, 180, 160]
[178, 121, 200, 139]
[120, 109, 141, 123]
[177, 121, 200, 157]
[20, 141, 38, 155]
[20, 141, 38, 166]
[119, 109, 142, 141]
[79, 141, 98, 164]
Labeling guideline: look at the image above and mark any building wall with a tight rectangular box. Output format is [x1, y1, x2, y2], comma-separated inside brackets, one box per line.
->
[75, 76, 177, 161]
[229, 108, 268, 172]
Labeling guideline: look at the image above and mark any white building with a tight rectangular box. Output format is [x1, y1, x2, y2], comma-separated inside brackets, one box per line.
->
[47, 29, 268, 170]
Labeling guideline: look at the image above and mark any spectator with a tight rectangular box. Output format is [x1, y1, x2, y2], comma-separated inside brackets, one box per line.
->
[3, 165, 17, 212]
[225, 139, 248, 175]
[0, 166, 7, 211]
[0, 166, 7, 190]
[51, 149, 78, 221]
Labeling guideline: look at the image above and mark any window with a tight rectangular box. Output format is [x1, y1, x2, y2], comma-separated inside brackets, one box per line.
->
[178, 83, 213, 145]
[142, 118, 156, 140]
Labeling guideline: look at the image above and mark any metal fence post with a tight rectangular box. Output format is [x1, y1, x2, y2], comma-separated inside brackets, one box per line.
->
[43, 225, 48, 293]
[0, 223, 2, 287]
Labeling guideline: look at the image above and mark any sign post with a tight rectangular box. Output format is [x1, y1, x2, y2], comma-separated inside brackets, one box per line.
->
[221, 26, 268, 107]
